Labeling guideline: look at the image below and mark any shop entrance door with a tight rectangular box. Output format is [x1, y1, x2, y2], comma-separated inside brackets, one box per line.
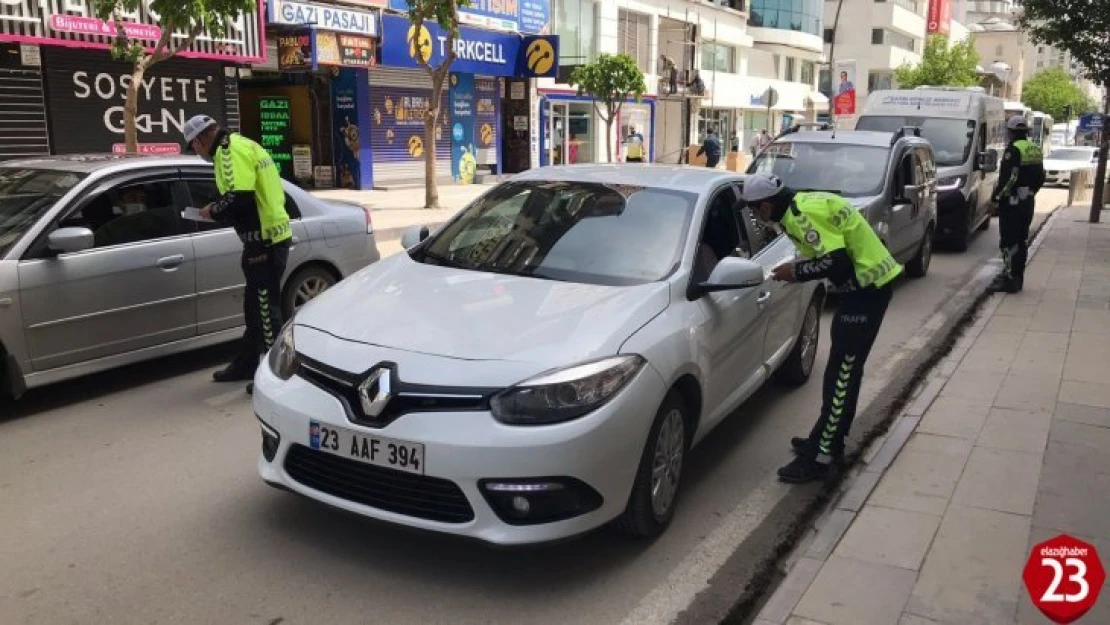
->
[547, 101, 569, 165]
[546, 101, 595, 165]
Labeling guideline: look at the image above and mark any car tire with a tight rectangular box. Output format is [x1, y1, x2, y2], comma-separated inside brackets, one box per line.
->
[283, 265, 337, 318]
[978, 213, 991, 231]
[618, 390, 689, 539]
[776, 291, 823, 386]
[906, 225, 934, 278]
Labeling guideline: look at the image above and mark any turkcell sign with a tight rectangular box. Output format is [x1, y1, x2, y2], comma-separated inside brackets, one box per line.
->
[269, 0, 379, 37]
[380, 14, 520, 76]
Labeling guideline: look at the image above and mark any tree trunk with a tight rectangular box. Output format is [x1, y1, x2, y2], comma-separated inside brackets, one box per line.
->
[1090, 91, 1110, 222]
[124, 57, 148, 154]
[605, 115, 614, 162]
[425, 70, 446, 209]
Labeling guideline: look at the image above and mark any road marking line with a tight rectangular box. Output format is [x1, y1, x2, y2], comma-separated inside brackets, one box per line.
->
[204, 388, 249, 407]
[618, 480, 791, 625]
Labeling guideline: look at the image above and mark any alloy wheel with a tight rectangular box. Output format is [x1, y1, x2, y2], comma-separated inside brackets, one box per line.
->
[650, 409, 685, 518]
[800, 302, 820, 377]
[294, 276, 331, 311]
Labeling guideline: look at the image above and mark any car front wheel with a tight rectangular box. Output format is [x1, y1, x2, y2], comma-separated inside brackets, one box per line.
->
[619, 391, 688, 538]
[776, 291, 822, 386]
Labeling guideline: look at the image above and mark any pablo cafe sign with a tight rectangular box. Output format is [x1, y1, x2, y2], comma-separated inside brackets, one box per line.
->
[0, 0, 265, 63]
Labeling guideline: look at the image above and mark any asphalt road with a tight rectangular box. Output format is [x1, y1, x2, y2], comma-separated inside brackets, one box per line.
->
[0, 190, 1066, 625]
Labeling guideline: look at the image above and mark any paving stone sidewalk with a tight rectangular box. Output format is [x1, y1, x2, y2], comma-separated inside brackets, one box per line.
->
[756, 204, 1110, 625]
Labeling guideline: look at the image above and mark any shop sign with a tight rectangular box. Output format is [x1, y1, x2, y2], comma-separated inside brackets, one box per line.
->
[269, 0, 378, 37]
[292, 145, 313, 181]
[338, 34, 375, 68]
[43, 48, 227, 154]
[277, 31, 314, 71]
[259, 97, 294, 178]
[381, 14, 522, 77]
[387, 0, 551, 34]
[111, 143, 181, 155]
[0, 0, 264, 63]
[314, 31, 342, 66]
[926, 0, 951, 35]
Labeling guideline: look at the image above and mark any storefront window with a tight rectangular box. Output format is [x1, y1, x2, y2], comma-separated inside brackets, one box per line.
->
[618, 10, 652, 74]
[800, 61, 816, 86]
[749, 0, 822, 36]
[868, 71, 893, 91]
[556, 0, 598, 65]
[698, 109, 734, 152]
[701, 42, 736, 73]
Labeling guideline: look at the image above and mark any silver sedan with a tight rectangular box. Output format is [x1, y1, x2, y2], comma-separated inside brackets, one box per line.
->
[0, 154, 380, 399]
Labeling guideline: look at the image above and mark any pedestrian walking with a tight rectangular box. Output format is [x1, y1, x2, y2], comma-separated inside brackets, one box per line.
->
[698, 129, 722, 168]
[741, 173, 901, 483]
[752, 129, 772, 157]
[625, 126, 645, 163]
[989, 116, 1046, 293]
[183, 114, 293, 394]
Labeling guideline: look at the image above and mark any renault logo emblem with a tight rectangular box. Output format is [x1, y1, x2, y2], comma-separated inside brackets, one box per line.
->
[358, 367, 393, 417]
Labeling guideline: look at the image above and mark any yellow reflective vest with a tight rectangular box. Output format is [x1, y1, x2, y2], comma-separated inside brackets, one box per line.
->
[213, 133, 292, 245]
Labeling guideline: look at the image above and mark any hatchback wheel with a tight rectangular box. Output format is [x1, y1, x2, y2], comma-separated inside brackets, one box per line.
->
[619, 391, 688, 538]
[283, 265, 337, 318]
[776, 292, 822, 386]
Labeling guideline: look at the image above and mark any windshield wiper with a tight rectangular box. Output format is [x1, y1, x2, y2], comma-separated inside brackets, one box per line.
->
[420, 249, 466, 269]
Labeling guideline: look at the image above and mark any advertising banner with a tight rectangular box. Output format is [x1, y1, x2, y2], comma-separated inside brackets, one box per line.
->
[0, 0, 264, 62]
[475, 76, 499, 156]
[331, 68, 373, 190]
[833, 60, 858, 116]
[370, 85, 450, 165]
[449, 73, 477, 183]
[927, 0, 951, 35]
[388, 0, 551, 34]
[380, 14, 520, 76]
[277, 31, 314, 71]
[259, 97, 294, 178]
[519, 35, 558, 78]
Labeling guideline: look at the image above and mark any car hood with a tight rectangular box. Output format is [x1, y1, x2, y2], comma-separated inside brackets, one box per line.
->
[294, 253, 671, 366]
[1044, 159, 1093, 171]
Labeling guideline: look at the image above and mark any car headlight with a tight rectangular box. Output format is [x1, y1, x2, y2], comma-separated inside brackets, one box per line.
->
[267, 321, 299, 381]
[937, 176, 964, 191]
[490, 355, 646, 425]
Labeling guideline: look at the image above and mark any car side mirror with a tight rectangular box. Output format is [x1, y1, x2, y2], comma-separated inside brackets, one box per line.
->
[697, 257, 765, 294]
[902, 185, 920, 203]
[979, 149, 998, 173]
[47, 227, 94, 254]
[401, 225, 430, 249]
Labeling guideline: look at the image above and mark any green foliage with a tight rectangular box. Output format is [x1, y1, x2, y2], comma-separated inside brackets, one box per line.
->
[1022, 68, 1097, 119]
[1019, 0, 1110, 88]
[403, 0, 471, 40]
[570, 53, 647, 122]
[90, 0, 255, 65]
[894, 35, 980, 89]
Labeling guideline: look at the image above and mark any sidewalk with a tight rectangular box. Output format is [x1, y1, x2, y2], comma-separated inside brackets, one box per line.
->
[756, 203, 1110, 625]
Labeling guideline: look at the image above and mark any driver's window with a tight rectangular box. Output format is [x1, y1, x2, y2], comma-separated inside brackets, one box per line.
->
[695, 187, 746, 283]
[60, 180, 185, 249]
[896, 153, 914, 197]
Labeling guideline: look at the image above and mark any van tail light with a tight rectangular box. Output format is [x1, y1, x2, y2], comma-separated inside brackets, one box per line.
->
[363, 207, 373, 234]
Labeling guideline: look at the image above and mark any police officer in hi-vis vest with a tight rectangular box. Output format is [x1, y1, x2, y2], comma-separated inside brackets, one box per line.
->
[183, 115, 293, 394]
[989, 116, 1045, 294]
[741, 173, 901, 483]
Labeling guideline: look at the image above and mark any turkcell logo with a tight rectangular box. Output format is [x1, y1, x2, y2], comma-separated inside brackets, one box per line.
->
[453, 123, 464, 141]
[447, 37, 508, 65]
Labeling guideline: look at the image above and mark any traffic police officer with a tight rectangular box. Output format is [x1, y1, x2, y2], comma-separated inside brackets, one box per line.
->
[741, 173, 901, 483]
[183, 114, 293, 393]
[990, 116, 1046, 293]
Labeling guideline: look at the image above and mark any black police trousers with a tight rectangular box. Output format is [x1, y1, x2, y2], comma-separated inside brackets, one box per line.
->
[998, 195, 1035, 283]
[804, 284, 893, 459]
[236, 240, 290, 367]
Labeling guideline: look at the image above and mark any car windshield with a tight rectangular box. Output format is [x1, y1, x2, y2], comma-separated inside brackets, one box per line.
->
[415, 180, 695, 286]
[0, 168, 86, 257]
[750, 142, 890, 197]
[1051, 149, 1095, 161]
[856, 116, 976, 166]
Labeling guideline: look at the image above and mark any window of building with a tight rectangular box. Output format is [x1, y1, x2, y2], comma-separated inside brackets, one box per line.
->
[1037, 61, 1044, 68]
[800, 61, 816, 86]
[868, 71, 893, 91]
[618, 9, 652, 73]
[785, 57, 797, 81]
[1038, 46, 1045, 53]
[819, 68, 832, 96]
[556, 0, 598, 66]
[823, 28, 834, 43]
[701, 41, 737, 73]
[873, 28, 915, 52]
[872, 28, 884, 44]
[749, 0, 822, 36]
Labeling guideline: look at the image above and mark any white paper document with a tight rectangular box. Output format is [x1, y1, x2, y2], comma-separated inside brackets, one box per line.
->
[181, 207, 215, 223]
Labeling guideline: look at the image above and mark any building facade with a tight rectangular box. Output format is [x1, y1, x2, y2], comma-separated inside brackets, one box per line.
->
[0, 0, 264, 162]
[969, 19, 1025, 101]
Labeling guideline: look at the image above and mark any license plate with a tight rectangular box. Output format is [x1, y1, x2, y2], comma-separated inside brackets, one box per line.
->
[308, 420, 425, 475]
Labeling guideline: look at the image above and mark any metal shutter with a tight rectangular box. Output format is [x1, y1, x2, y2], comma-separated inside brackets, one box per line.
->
[368, 67, 451, 183]
[0, 68, 50, 161]
[474, 75, 500, 168]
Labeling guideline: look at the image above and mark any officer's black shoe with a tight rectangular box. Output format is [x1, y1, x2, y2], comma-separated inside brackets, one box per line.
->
[246, 382, 254, 395]
[987, 276, 1019, 294]
[777, 456, 833, 483]
[791, 436, 812, 452]
[213, 362, 255, 382]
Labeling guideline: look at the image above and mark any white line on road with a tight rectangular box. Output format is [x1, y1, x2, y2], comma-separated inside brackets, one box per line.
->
[618, 480, 792, 625]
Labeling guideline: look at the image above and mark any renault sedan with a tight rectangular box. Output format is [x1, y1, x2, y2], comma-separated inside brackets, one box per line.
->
[253, 165, 824, 545]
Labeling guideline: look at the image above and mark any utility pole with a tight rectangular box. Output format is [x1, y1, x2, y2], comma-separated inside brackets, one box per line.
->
[826, 0, 845, 125]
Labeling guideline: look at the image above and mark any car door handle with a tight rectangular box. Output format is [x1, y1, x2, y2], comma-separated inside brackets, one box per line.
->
[757, 291, 772, 307]
[156, 254, 185, 269]
[290, 235, 300, 251]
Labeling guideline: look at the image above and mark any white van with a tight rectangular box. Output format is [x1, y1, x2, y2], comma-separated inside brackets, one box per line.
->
[857, 88, 1006, 251]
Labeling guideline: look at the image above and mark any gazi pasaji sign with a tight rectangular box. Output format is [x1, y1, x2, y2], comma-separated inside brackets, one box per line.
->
[42, 48, 227, 154]
[259, 97, 294, 178]
[0, 0, 264, 62]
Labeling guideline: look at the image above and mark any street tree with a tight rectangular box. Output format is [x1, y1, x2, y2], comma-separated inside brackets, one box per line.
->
[1019, 0, 1110, 220]
[402, 0, 471, 209]
[893, 35, 980, 89]
[570, 54, 647, 163]
[92, 0, 255, 153]
[1022, 68, 1096, 121]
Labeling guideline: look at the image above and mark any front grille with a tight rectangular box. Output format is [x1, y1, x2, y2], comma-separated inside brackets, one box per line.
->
[284, 444, 475, 523]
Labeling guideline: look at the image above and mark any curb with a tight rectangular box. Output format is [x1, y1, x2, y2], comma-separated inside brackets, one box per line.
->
[740, 204, 1066, 625]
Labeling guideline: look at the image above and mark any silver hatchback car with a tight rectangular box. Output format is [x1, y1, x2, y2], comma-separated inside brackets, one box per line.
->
[0, 155, 380, 399]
